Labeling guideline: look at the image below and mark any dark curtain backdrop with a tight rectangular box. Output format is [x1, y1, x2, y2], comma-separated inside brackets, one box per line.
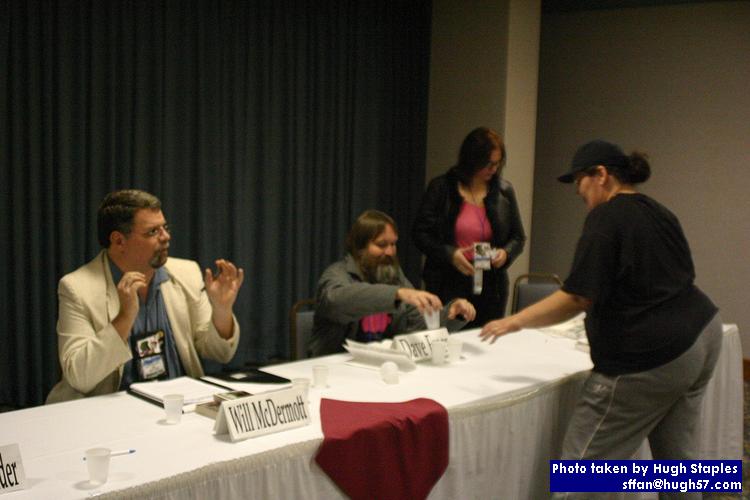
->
[1, 0, 432, 407]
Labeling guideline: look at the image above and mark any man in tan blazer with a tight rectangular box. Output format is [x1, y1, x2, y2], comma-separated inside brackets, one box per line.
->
[47, 189, 244, 403]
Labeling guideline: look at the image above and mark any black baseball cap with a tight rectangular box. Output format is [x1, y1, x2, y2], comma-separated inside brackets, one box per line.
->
[557, 140, 629, 183]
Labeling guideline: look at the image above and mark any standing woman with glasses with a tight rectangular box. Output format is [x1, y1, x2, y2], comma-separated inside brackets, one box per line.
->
[413, 127, 526, 328]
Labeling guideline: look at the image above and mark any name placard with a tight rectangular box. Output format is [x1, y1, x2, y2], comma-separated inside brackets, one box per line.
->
[214, 387, 309, 442]
[0, 444, 25, 494]
[393, 328, 449, 362]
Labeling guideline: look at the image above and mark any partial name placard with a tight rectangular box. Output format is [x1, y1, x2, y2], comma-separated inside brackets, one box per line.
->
[393, 328, 448, 362]
[214, 387, 309, 442]
[0, 444, 25, 494]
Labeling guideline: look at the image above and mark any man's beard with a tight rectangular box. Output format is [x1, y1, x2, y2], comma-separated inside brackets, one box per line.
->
[360, 253, 401, 285]
[149, 247, 169, 268]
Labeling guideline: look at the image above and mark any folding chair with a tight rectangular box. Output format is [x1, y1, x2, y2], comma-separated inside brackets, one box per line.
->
[511, 273, 563, 313]
[289, 298, 316, 360]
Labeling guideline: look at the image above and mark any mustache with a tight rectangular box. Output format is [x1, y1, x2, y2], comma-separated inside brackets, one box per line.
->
[373, 263, 399, 284]
[150, 245, 169, 268]
[361, 254, 400, 284]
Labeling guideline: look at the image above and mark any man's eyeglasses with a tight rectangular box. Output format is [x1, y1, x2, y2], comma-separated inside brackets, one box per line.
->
[143, 224, 171, 238]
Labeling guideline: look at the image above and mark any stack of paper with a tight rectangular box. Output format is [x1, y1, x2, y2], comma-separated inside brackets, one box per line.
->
[343, 339, 417, 371]
[536, 313, 586, 340]
[129, 376, 231, 409]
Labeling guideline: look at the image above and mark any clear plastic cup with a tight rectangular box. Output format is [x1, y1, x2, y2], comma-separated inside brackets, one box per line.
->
[163, 393, 184, 424]
[423, 308, 440, 330]
[292, 378, 311, 400]
[447, 336, 463, 362]
[85, 447, 111, 485]
[312, 365, 329, 388]
[431, 341, 447, 365]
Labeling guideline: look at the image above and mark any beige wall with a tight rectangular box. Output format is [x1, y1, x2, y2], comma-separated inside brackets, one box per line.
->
[531, 2, 750, 354]
[426, 0, 540, 302]
[501, 0, 541, 294]
[426, 0, 509, 182]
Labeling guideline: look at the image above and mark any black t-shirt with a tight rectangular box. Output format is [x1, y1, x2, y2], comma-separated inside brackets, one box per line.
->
[563, 193, 717, 375]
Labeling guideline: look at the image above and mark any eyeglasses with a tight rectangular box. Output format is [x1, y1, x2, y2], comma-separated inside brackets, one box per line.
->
[483, 158, 504, 170]
[142, 224, 171, 238]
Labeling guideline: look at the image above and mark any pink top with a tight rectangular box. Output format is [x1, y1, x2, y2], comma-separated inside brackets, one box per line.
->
[454, 202, 492, 260]
[357, 313, 392, 342]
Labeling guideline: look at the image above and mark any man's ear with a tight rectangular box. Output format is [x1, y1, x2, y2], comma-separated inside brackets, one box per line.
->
[109, 231, 125, 248]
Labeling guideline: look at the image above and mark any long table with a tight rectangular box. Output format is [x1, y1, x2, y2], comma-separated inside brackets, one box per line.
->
[0, 325, 741, 499]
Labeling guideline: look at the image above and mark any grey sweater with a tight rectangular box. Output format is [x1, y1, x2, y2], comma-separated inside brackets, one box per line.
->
[308, 254, 466, 357]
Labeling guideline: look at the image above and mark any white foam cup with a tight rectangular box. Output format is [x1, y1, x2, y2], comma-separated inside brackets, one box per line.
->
[380, 361, 399, 384]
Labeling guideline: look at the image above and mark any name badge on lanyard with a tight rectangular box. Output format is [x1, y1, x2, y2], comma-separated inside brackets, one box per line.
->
[132, 329, 169, 380]
[473, 242, 492, 294]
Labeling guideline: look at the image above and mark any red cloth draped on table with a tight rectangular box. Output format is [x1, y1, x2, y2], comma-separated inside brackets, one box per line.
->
[315, 398, 449, 500]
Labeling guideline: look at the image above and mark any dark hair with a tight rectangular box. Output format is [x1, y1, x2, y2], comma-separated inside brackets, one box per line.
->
[346, 210, 397, 258]
[97, 189, 161, 247]
[453, 127, 506, 185]
[604, 151, 651, 185]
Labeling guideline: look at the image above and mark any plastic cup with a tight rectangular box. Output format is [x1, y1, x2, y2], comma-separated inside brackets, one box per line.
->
[423, 308, 440, 330]
[292, 378, 311, 400]
[380, 361, 399, 384]
[431, 341, 447, 365]
[163, 393, 184, 424]
[85, 447, 111, 485]
[447, 337, 463, 363]
[312, 365, 329, 388]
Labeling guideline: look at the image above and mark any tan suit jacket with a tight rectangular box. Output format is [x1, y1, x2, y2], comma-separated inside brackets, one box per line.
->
[46, 250, 240, 403]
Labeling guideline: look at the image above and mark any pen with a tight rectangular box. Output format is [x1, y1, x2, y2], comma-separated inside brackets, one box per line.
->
[83, 449, 136, 460]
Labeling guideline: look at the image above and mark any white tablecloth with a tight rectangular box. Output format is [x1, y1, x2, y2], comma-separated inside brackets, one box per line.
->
[0, 325, 741, 500]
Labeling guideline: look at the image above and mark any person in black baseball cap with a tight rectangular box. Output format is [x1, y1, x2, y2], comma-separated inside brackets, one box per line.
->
[556, 139, 652, 210]
[556, 139, 630, 183]
[480, 139, 721, 488]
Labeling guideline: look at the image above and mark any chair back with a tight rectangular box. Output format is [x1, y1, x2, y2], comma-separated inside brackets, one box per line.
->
[289, 298, 316, 361]
[511, 273, 563, 313]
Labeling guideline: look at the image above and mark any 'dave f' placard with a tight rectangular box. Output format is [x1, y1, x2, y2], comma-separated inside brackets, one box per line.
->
[393, 328, 449, 362]
[213, 387, 309, 442]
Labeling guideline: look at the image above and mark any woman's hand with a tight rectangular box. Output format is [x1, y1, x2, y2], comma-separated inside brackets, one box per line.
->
[491, 248, 508, 268]
[452, 247, 474, 276]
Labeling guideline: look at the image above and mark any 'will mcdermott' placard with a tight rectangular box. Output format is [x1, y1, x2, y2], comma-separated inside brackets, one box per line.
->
[214, 388, 309, 442]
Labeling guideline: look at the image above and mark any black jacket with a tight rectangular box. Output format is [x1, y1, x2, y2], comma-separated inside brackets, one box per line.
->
[412, 169, 526, 301]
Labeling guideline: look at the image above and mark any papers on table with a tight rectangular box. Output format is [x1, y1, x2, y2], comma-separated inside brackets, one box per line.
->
[343, 339, 417, 371]
[201, 376, 293, 396]
[129, 376, 232, 409]
[536, 313, 586, 340]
